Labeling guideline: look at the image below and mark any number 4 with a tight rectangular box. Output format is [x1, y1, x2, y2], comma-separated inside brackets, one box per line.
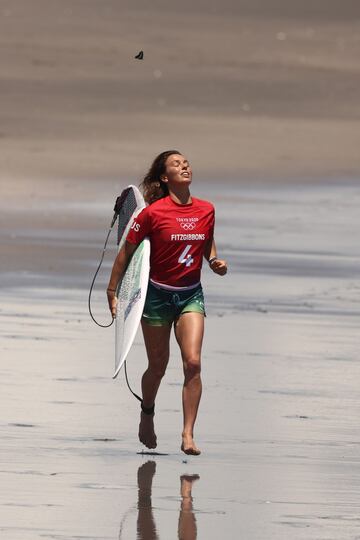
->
[178, 244, 194, 267]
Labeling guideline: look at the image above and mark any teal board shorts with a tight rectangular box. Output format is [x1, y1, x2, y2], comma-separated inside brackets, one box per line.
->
[142, 281, 206, 326]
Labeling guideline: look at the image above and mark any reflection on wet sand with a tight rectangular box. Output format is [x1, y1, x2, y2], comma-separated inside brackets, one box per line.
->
[136, 461, 159, 540]
[123, 461, 199, 540]
[178, 474, 199, 540]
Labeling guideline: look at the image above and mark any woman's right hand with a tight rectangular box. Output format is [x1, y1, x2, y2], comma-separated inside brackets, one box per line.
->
[106, 241, 138, 319]
[107, 289, 118, 319]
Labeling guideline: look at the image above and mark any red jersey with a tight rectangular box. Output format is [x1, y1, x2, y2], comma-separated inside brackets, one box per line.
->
[126, 196, 215, 287]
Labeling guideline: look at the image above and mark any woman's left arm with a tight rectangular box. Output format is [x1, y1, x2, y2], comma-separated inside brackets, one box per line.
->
[204, 237, 227, 276]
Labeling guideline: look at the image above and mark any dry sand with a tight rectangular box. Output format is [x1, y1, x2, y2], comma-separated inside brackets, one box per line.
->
[1, 2, 360, 539]
[0, 0, 360, 189]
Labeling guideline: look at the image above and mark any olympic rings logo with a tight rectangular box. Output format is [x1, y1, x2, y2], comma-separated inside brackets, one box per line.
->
[180, 222, 196, 230]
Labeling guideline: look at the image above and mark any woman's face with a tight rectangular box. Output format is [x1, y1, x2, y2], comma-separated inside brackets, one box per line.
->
[162, 154, 192, 187]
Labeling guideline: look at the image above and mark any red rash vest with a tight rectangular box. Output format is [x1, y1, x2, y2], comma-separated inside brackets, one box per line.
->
[126, 196, 215, 287]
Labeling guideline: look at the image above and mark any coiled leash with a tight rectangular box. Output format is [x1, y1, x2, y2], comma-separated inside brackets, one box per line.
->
[88, 213, 117, 328]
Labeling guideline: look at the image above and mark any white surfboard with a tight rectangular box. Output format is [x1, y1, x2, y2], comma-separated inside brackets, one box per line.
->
[114, 185, 150, 379]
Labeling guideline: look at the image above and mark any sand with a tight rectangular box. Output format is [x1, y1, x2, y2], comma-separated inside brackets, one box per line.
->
[2, 181, 360, 539]
[1, 2, 360, 539]
[1, 0, 360, 186]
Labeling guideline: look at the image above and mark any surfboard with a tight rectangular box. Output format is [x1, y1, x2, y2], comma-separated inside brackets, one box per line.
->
[113, 185, 150, 379]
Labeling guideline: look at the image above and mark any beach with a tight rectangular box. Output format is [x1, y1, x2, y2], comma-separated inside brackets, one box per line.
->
[1, 2, 360, 539]
[2, 181, 360, 539]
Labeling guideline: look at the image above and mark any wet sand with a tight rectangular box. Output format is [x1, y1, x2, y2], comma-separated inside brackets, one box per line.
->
[1, 181, 360, 539]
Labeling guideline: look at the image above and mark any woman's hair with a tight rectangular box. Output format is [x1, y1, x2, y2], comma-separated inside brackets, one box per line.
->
[140, 150, 181, 205]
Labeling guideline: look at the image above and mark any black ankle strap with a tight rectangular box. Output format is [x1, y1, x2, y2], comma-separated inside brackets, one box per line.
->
[141, 402, 155, 415]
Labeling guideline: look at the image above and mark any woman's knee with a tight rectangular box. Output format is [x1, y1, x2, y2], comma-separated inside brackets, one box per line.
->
[183, 356, 201, 379]
[148, 351, 169, 379]
[148, 363, 167, 380]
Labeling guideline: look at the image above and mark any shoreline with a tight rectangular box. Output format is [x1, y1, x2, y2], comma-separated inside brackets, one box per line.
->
[1, 172, 359, 211]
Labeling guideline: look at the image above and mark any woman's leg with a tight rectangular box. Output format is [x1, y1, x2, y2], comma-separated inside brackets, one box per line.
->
[174, 312, 204, 455]
[139, 320, 172, 449]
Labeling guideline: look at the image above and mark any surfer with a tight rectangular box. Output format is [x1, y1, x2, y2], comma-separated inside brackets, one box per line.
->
[107, 150, 227, 455]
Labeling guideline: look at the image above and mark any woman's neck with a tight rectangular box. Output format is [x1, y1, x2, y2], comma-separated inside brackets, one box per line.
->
[168, 187, 192, 205]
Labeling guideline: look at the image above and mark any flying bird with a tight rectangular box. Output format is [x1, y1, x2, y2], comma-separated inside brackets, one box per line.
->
[135, 50, 144, 60]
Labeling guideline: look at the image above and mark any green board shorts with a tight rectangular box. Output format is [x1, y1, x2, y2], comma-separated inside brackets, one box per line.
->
[142, 281, 206, 326]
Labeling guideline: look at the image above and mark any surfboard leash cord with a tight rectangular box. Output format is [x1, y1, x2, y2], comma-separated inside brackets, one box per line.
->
[88, 214, 116, 328]
[88, 192, 130, 327]
[124, 361, 142, 403]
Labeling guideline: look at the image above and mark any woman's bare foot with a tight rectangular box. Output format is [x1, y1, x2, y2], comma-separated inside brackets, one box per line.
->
[181, 433, 201, 456]
[139, 412, 157, 449]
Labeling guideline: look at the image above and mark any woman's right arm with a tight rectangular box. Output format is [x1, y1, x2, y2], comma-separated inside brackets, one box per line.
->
[107, 240, 138, 318]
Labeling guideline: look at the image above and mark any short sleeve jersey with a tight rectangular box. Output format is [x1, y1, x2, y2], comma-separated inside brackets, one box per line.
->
[126, 196, 215, 287]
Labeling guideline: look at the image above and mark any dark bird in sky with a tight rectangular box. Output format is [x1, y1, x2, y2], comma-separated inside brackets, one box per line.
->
[135, 51, 144, 60]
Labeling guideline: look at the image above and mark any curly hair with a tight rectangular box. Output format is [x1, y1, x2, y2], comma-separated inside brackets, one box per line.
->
[140, 150, 182, 205]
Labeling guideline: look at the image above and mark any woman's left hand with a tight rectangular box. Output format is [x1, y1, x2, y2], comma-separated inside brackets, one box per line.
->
[210, 258, 227, 276]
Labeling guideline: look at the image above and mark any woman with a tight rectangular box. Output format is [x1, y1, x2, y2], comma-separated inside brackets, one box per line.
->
[107, 150, 227, 455]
